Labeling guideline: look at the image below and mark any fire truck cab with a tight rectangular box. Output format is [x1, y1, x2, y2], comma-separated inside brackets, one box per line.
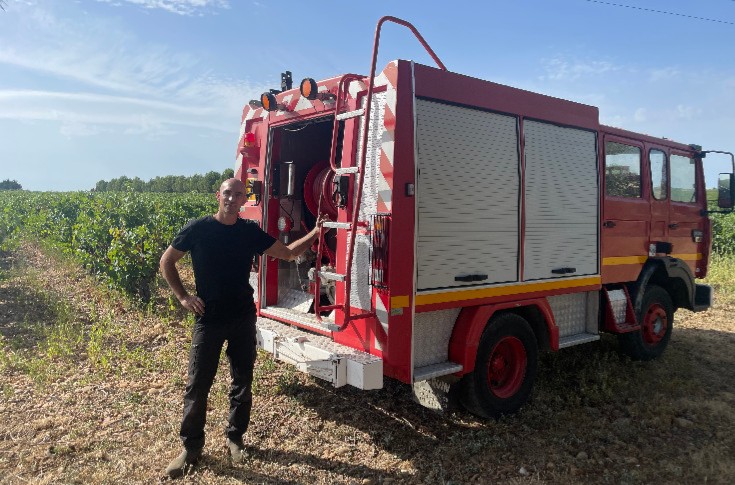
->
[235, 17, 734, 418]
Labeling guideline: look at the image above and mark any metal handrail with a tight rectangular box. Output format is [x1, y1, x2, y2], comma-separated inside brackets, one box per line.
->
[315, 16, 445, 330]
[313, 74, 365, 324]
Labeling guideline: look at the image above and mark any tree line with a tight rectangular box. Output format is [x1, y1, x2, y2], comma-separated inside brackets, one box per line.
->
[0, 179, 22, 191]
[93, 169, 235, 193]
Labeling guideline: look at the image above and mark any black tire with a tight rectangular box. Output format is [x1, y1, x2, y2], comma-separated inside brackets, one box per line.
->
[460, 313, 538, 419]
[619, 285, 673, 361]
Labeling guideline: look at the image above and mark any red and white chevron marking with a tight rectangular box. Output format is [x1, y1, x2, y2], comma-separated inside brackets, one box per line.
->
[372, 61, 398, 214]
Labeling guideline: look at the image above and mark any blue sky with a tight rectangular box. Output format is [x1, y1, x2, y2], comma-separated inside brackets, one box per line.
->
[1, 0, 734, 191]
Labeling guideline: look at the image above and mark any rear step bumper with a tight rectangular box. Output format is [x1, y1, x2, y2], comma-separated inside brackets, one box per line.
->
[255, 317, 383, 390]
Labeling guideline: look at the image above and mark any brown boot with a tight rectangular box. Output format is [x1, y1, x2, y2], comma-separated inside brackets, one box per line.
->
[165, 448, 201, 479]
[227, 438, 246, 464]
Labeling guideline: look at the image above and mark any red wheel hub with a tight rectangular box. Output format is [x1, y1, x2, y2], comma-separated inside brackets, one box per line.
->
[486, 336, 527, 399]
[642, 303, 668, 345]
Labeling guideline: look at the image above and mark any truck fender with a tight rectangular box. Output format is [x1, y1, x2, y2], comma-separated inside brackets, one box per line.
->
[630, 257, 696, 312]
[448, 299, 558, 375]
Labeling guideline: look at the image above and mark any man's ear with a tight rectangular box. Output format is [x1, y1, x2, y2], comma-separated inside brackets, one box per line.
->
[215, 191, 221, 201]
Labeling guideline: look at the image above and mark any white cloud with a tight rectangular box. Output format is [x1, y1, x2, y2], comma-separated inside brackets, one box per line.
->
[540, 57, 620, 81]
[0, 2, 269, 137]
[0, 102, 240, 135]
[59, 121, 111, 137]
[649, 67, 681, 82]
[94, 0, 230, 16]
[0, 90, 214, 115]
[676, 104, 700, 120]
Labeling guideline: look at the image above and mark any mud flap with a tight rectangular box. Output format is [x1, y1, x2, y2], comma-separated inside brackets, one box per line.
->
[694, 284, 712, 312]
[412, 378, 460, 412]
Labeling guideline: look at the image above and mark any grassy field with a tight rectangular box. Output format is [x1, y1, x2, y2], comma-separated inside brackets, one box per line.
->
[0, 242, 733, 484]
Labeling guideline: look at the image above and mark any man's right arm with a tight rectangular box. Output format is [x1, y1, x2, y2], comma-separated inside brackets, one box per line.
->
[159, 245, 205, 316]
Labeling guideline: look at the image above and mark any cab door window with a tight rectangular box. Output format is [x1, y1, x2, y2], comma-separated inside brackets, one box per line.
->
[605, 142, 641, 198]
[650, 149, 668, 200]
[670, 154, 697, 203]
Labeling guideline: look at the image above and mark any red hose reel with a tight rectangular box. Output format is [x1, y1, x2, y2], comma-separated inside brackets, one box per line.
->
[303, 161, 339, 219]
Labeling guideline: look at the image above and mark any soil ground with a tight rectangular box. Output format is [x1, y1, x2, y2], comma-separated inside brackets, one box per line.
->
[0, 243, 733, 484]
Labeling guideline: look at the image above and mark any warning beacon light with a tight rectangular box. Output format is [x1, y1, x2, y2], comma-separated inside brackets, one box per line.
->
[243, 132, 257, 147]
[300, 78, 318, 100]
[260, 92, 279, 112]
[300, 78, 336, 101]
[260, 89, 292, 112]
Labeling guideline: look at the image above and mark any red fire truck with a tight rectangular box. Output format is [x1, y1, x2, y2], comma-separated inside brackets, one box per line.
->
[236, 17, 734, 418]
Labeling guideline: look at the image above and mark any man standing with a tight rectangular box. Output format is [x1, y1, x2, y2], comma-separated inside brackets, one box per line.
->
[160, 178, 325, 478]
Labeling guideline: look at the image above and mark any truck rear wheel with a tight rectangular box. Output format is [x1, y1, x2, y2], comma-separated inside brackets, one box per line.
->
[460, 313, 538, 419]
[619, 284, 673, 361]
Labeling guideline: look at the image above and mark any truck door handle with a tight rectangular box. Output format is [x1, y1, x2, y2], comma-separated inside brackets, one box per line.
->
[455, 274, 488, 282]
[669, 223, 679, 229]
[551, 267, 577, 274]
[603, 220, 616, 228]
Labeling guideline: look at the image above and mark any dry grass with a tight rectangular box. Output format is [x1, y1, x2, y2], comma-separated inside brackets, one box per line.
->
[0, 243, 734, 484]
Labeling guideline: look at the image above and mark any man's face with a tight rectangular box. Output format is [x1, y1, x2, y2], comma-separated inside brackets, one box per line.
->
[217, 181, 247, 215]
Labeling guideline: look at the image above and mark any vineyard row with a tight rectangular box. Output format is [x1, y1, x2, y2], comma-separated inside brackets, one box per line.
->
[0, 191, 216, 300]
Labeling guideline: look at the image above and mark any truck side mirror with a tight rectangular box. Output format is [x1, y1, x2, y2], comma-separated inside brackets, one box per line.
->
[718, 173, 734, 209]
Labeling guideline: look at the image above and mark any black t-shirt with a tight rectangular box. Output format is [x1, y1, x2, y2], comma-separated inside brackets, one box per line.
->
[172, 215, 276, 318]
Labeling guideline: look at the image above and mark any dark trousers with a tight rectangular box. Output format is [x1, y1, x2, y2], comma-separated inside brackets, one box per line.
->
[180, 309, 257, 451]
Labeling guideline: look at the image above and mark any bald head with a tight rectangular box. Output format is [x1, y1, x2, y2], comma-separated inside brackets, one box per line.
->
[219, 177, 246, 193]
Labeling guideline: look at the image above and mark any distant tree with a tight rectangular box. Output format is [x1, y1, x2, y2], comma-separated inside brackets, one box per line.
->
[130, 176, 145, 192]
[94, 180, 108, 192]
[190, 174, 204, 193]
[0, 179, 22, 190]
[107, 175, 129, 192]
[159, 176, 175, 193]
[172, 175, 187, 193]
[204, 171, 220, 192]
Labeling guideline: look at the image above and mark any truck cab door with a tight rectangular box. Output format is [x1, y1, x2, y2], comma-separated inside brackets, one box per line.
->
[668, 151, 706, 277]
[601, 137, 649, 284]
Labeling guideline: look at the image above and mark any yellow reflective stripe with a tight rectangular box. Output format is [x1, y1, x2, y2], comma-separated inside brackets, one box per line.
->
[602, 256, 647, 266]
[415, 276, 601, 307]
[391, 295, 410, 309]
[671, 253, 702, 261]
[602, 253, 702, 266]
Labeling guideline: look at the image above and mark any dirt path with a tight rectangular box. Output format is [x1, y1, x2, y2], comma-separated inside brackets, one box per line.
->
[0, 244, 733, 484]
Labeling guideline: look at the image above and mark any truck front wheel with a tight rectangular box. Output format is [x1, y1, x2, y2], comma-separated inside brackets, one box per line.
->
[460, 313, 538, 419]
[619, 284, 673, 361]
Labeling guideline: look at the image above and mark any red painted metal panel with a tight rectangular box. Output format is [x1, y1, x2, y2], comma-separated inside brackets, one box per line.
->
[381, 60, 417, 383]
[413, 64, 599, 130]
[601, 124, 694, 153]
